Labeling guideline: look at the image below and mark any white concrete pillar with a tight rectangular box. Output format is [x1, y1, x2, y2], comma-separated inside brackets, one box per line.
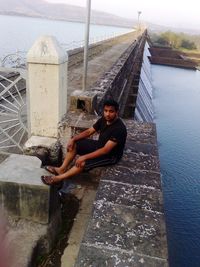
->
[27, 35, 68, 138]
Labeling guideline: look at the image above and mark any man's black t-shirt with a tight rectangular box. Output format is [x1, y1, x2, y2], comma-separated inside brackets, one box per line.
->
[93, 117, 127, 160]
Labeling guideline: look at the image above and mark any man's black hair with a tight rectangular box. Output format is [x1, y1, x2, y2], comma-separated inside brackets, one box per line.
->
[103, 99, 119, 111]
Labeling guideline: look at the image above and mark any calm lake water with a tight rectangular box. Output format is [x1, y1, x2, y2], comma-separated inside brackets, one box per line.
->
[152, 65, 200, 267]
[0, 14, 131, 59]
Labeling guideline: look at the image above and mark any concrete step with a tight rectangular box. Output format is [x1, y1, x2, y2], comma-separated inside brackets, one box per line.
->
[0, 154, 62, 267]
[0, 154, 59, 224]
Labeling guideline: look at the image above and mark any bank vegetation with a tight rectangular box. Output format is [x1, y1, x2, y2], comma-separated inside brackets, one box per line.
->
[150, 31, 200, 66]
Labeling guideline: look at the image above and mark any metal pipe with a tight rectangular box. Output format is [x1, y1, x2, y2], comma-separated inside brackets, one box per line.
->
[137, 11, 142, 30]
[83, 0, 91, 91]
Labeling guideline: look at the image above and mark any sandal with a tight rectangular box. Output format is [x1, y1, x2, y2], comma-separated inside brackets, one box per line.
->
[44, 166, 58, 175]
[41, 175, 58, 185]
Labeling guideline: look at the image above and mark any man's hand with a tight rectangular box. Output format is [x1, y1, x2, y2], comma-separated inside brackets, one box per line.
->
[75, 156, 86, 168]
[67, 138, 75, 152]
[66, 127, 96, 152]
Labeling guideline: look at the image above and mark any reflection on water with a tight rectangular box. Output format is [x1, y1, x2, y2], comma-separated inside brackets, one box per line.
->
[152, 65, 200, 267]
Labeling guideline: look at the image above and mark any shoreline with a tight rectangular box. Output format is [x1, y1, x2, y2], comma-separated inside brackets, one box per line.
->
[0, 12, 133, 30]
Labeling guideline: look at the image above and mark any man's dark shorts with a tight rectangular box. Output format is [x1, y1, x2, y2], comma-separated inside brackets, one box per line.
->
[76, 139, 118, 171]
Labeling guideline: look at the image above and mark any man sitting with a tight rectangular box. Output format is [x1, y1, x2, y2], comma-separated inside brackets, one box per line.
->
[41, 99, 127, 185]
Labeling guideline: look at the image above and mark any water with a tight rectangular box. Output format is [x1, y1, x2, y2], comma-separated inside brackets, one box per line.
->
[152, 65, 200, 267]
[0, 14, 132, 59]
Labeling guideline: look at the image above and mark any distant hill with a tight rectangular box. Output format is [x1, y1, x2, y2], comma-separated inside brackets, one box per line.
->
[1, 0, 198, 34]
[0, 0, 136, 28]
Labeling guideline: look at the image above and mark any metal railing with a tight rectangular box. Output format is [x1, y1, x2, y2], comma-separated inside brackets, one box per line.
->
[0, 50, 27, 70]
[0, 32, 121, 69]
[0, 70, 28, 154]
[61, 32, 118, 51]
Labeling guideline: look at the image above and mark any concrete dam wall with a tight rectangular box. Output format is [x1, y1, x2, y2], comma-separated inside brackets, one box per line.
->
[59, 30, 168, 266]
[134, 41, 154, 122]
[0, 30, 168, 267]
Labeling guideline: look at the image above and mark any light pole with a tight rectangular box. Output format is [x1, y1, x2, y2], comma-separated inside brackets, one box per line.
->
[137, 11, 142, 30]
[83, 0, 91, 91]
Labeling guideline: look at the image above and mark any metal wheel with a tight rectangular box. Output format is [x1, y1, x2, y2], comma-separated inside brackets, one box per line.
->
[0, 71, 28, 154]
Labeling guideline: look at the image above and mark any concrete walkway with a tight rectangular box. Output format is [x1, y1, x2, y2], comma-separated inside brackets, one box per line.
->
[67, 32, 137, 106]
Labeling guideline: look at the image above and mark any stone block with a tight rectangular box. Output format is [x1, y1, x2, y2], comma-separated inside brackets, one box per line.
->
[83, 201, 168, 259]
[125, 120, 157, 145]
[20, 184, 50, 223]
[27, 35, 68, 137]
[27, 35, 68, 64]
[58, 111, 99, 157]
[96, 181, 163, 212]
[103, 166, 161, 189]
[70, 90, 98, 113]
[75, 244, 168, 267]
[2, 182, 20, 217]
[0, 154, 59, 224]
[125, 141, 158, 156]
[119, 151, 160, 172]
[23, 135, 62, 166]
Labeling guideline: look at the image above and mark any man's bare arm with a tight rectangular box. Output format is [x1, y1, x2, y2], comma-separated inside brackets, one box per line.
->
[67, 127, 96, 151]
[72, 127, 96, 142]
[75, 140, 117, 167]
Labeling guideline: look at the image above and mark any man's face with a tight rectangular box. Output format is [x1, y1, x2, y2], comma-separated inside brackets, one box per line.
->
[103, 105, 118, 123]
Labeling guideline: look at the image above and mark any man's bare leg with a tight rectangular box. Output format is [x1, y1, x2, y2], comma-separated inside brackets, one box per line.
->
[55, 165, 83, 181]
[48, 145, 77, 175]
[42, 165, 84, 185]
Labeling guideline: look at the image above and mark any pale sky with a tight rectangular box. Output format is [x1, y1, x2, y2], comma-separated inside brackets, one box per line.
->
[46, 0, 200, 30]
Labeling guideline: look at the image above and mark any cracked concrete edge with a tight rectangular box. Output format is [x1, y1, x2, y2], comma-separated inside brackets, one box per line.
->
[61, 188, 97, 267]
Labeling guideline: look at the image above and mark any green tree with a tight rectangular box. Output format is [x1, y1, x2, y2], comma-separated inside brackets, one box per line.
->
[181, 39, 197, 50]
[150, 31, 199, 51]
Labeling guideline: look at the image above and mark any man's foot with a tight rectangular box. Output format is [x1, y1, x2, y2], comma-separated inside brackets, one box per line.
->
[41, 175, 61, 185]
[44, 166, 61, 175]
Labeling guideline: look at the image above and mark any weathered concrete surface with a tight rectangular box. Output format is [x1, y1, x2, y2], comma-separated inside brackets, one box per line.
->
[61, 188, 97, 267]
[58, 111, 99, 157]
[67, 33, 136, 68]
[23, 135, 62, 166]
[68, 30, 147, 120]
[74, 120, 168, 267]
[0, 154, 62, 267]
[67, 31, 139, 107]
[27, 35, 68, 138]
[0, 154, 59, 224]
[24, 135, 57, 147]
[74, 245, 167, 267]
